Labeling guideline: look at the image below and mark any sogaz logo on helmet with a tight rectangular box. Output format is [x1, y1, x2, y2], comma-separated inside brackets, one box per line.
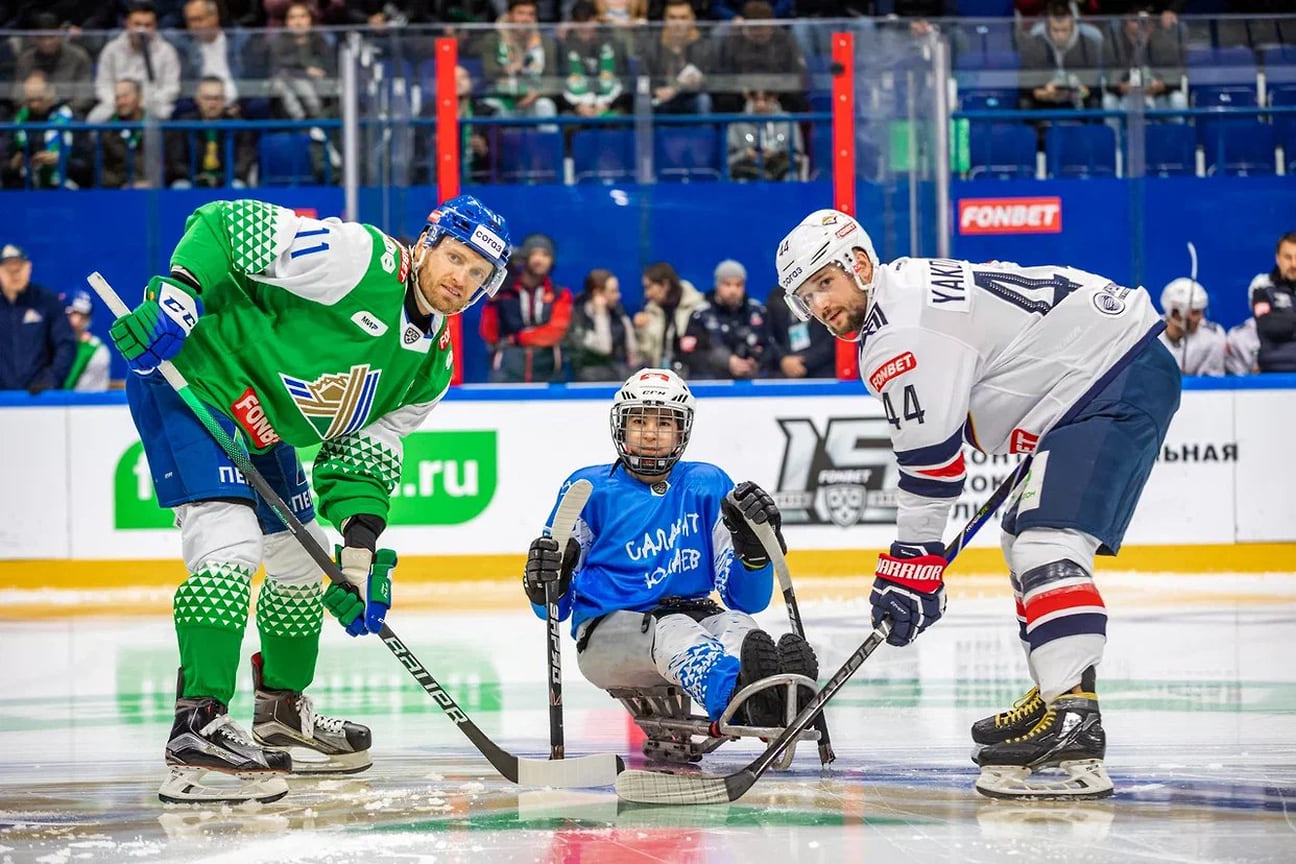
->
[469, 225, 505, 259]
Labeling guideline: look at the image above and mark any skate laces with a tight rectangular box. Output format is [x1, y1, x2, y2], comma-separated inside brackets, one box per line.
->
[296, 693, 346, 737]
[202, 712, 257, 747]
[1007, 707, 1056, 743]
[996, 686, 1043, 728]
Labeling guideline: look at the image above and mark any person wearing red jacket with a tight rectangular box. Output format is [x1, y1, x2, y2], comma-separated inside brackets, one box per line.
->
[480, 233, 574, 382]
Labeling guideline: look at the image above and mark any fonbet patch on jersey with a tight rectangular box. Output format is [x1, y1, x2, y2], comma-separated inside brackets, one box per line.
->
[470, 224, 506, 259]
[868, 351, 917, 392]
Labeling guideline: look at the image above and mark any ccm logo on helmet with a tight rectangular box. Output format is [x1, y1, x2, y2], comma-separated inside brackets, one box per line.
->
[470, 225, 505, 258]
[868, 351, 917, 391]
[958, 197, 1062, 235]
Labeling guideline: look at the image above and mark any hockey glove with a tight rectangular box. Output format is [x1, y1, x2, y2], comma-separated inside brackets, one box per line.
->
[324, 515, 393, 636]
[522, 534, 580, 606]
[109, 275, 203, 374]
[720, 480, 786, 570]
[870, 541, 948, 646]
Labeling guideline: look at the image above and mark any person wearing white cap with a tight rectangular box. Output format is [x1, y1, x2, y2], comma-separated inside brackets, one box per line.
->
[62, 289, 111, 391]
[1156, 278, 1225, 376]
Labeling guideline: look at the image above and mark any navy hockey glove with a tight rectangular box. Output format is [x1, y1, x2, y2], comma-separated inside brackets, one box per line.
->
[721, 480, 786, 569]
[523, 535, 579, 606]
[324, 515, 393, 636]
[870, 541, 948, 646]
[108, 276, 202, 374]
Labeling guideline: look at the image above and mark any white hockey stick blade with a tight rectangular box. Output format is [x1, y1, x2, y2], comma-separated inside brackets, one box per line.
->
[516, 752, 624, 788]
[615, 767, 756, 805]
[550, 479, 593, 545]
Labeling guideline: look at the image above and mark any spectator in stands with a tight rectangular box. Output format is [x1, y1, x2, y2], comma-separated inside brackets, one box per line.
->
[62, 289, 110, 392]
[727, 88, 804, 181]
[680, 259, 781, 379]
[14, 12, 94, 116]
[2, 72, 88, 190]
[712, 0, 791, 20]
[1157, 278, 1226, 376]
[88, 2, 182, 123]
[647, 0, 713, 115]
[102, 78, 156, 188]
[567, 268, 638, 381]
[481, 0, 560, 124]
[890, 0, 959, 37]
[766, 283, 836, 378]
[179, 0, 241, 101]
[0, 244, 75, 394]
[633, 260, 707, 375]
[165, 76, 256, 187]
[414, 63, 498, 185]
[646, 0, 708, 19]
[1101, 5, 1185, 115]
[268, 2, 336, 121]
[1250, 231, 1296, 373]
[1225, 317, 1259, 376]
[560, 1, 631, 117]
[1019, 1, 1103, 112]
[595, 0, 648, 26]
[713, 1, 808, 114]
[480, 233, 574, 383]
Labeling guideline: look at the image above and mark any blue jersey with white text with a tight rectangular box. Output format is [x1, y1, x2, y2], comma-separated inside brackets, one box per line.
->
[530, 462, 774, 636]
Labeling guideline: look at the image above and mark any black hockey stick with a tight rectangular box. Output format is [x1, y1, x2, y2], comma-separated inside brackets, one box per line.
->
[616, 457, 1033, 804]
[89, 272, 623, 789]
[543, 479, 593, 760]
[732, 492, 835, 766]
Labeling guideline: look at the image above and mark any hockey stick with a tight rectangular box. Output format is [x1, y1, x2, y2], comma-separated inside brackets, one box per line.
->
[731, 492, 835, 766]
[543, 479, 593, 760]
[88, 272, 623, 789]
[616, 457, 1033, 804]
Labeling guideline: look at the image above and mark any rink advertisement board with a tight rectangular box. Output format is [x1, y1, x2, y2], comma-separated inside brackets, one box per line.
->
[0, 381, 1284, 560]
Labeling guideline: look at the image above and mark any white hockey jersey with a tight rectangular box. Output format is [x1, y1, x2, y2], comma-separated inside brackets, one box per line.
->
[857, 257, 1163, 544]
[1158, 320, 1226, 376]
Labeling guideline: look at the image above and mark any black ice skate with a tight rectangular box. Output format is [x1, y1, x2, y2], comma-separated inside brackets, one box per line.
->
[973, 692, 1114, 800]
[159, 696, 292, 805]
[250, 653, 372, 774]
[970, 685, 1047, 749]
[725, 630, 785, 727]
[777, 632, 819, 713]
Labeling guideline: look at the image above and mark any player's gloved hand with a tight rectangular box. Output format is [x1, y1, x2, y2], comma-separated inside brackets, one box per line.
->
[109, 275, 202, 374]
[324, 514, 393, 637]
[720, 480, 786, 569]
[870, 541, 948, 646]
[522, 534, 579, 606]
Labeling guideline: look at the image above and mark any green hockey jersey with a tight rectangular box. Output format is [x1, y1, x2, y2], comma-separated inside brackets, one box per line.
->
[166, 199, 454, 527]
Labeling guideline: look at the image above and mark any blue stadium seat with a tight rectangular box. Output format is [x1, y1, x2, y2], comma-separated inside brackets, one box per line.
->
[258, 133, 315, 186]
[1187, 48, 1258, 95]
[497, 129, 563, 184]
[808, 121, 884, 181]
[960, 88, 1017, 111]
[1144, 124, 1197, 177]
[967, 123, 1036, 179]
[654, 126, 721, 182]
[571, 128, 635, 184]
[1045, 124, 1117, 178]
[1202, 120, 1276, 176]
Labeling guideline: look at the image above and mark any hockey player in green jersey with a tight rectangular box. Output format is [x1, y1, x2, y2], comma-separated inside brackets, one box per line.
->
[109, 195, 513, 804]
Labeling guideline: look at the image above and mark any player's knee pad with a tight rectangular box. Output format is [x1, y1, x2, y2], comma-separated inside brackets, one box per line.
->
[574, 611, 664, 690]
[175, 499, 262, 575]
[1010, 528, 1100, 577]
[263, 520, 328, 588]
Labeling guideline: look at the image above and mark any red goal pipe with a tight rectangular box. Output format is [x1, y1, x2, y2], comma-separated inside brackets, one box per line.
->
[831, 31, 859, 382]
[435, 37, 465, 386]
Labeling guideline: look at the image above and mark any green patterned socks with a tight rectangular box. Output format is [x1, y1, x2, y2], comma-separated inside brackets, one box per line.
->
[174, 564, 253, 704]
[256, 577, 325, 693]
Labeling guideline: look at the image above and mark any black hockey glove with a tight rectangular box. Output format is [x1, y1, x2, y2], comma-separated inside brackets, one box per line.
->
[523, 534, 580, 606]
[720, 480, 786, 570]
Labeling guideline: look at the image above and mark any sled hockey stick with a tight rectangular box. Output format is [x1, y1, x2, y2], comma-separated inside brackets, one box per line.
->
[616, 457, 1033, 805]
[88, 272, 623, 789]
[544, 479, 593, 760]
[730, 492, 835, 766]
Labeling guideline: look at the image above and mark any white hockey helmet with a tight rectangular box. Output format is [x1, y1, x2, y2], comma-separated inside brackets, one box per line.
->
[610, 368, 696, 476]
[775, 208, 879, 324]
[1160, 278, 1208, 318]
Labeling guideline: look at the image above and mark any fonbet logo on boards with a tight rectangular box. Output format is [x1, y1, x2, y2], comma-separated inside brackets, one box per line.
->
[113, 431, 498, 530]
[773, 417, 899, 527]
[958, 197, 1063, 235]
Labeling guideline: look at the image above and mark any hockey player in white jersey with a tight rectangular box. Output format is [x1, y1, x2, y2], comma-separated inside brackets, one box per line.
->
[775, 209, 1182, 799]
[1157, 278, 1226, 376]
[521, 368, 818, 729]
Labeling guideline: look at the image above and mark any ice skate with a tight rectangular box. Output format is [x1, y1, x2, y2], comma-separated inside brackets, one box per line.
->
[776, 632, 819, 713]
[974, 692, 1114, 800]
[250, 653, 372, 774]
[160, 697, 292, 805]
[970, 684, 1046, 757]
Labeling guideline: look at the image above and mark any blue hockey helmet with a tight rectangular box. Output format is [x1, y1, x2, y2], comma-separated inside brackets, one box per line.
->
[419, 194, 513, 307]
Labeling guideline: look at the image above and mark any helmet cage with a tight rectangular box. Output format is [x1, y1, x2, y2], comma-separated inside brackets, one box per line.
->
[610, 401, 693, 475]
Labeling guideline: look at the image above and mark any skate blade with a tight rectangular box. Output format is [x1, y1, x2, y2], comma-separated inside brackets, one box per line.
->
[974, 759, 1114, 801]
[158, 766, 290, 805]
[276, 746, 372, 775]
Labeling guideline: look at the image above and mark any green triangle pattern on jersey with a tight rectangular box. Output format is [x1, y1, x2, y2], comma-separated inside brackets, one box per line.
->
[223, 199, 280, 274]
[173, 563, 252, 631]
[256, 577, 324, 638]
[316, 435, 402, 493]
